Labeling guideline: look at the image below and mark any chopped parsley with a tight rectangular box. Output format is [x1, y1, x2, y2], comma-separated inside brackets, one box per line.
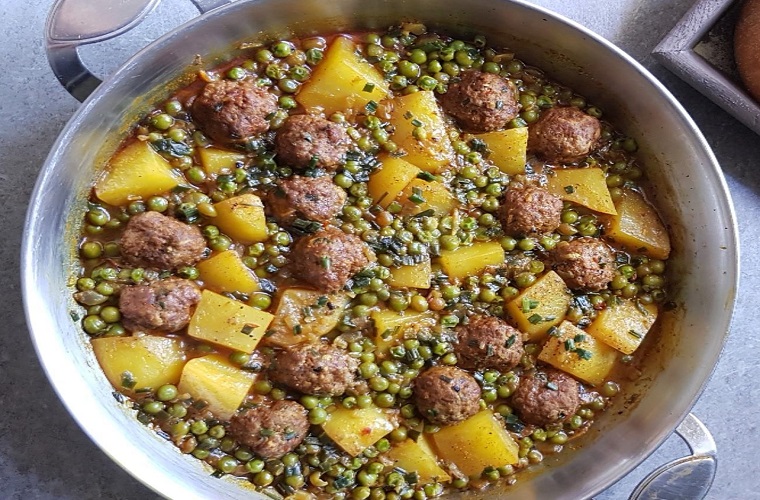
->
[362, 82, 376, 93]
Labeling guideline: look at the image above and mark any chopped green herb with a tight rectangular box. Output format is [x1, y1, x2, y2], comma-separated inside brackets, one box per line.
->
[575, 348, 593, 360]
[521, 297, 539, 313]
[316, 296, 329, 307]
[486, 345, 494, 356]
[564, 185, 575, 194]
[527, 314, 543, 325]
[546, 382, 559, 391]
[365, 100, 378, 113]
[292, 218, 323, 234]
[416, 171, 437, 181]
[411, 118, 424, 127]
[362, 82, 376, 93]
[259, 428, 275, 437]
[564, 339, 576, 351]
[547, 326, 560, 337]
[319, 256, 331, 269]
[241, 324, 256, 335]
[628, 329, 643, 339]
[505, 334, 517, 347]
[120, 371, 137, 389]
[412, 208, 436, 218]
[574, 333, 587, 343]
[408, 187, 426, 205]
[403, 111, 413, 120]
[293, 324, 302, 335]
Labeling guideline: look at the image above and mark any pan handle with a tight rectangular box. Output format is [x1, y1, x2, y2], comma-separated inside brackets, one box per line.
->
[45, 0, 231, 102]
[627, 413, 717, 500]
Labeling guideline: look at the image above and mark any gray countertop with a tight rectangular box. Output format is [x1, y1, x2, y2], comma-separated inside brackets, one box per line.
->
[2, 0, 758, 498]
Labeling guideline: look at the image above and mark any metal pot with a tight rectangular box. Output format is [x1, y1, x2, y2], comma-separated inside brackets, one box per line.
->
[23, 0, 739, 498]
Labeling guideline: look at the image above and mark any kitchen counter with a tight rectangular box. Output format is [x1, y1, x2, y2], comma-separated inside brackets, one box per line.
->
[1, 0, 757, 498]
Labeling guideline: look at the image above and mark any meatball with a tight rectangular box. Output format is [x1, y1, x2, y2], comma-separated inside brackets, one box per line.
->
[191, 79, 277, 143]
[269, 343, 367, 396]
[290, 226, 375, 293]
[440, 70, 520, 132]
[228, 400, 309, 459]
[120, 211, 206, 270]
[275, 114, 352, 170]
[511, 368, 581, 426]
[552, 237, 616, 291]
[414, 366, 481, 426]
[266, 175, 347, 225]
[528, 106, 601, 164]
[499, 185, 563, 236]
[454, 315, 524, 372]
[119, 278, 201, 333]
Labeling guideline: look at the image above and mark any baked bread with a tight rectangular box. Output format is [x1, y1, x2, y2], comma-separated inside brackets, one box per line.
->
[735, 0, 760, 102]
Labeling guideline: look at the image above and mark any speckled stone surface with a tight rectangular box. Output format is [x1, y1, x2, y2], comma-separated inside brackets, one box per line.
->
[1, 0, 758, 498]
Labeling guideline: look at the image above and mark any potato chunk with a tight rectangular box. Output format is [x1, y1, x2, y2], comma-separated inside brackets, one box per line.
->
[389, 259, 432, 289]
[188, 290, 274, 353]
[212, 193, 268, 244]
[367, 155, 421, 208]
[399, 178, 457, 216]
[95, 141, 185, 206]
[321, 406, 398, 456]
[197, 250, 259, 295]
[432, 409, 519, 477]
[387, 438, 451, 483]
[538, 321, 618, 386]
[91, 335, 186, 392]
[198, 147, 246, 176]
[263, 288, 350, 347]
[388, 91, 454, 172]
[586, 299, 658, 354]
[505, 270, 571, 341]
[602, 189, 671, 260]
[372, 309, 437, 354]
[438, 241, 505, 280]
[296, 36, 390, 116]
[473, 127, 529, 175]
[545, 167, 617, 215]
[177, 354, 256, 420]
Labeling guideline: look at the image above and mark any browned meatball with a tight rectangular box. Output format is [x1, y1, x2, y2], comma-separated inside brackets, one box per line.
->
[290, 226, 375, 293]
[266, 175, 347, 225]
[119, 278, 201, 333]
[275, 114, 351, 170]
[454, 315, 524, 372]
[120, 211, 206, 270]
[511, 368, 581, 426]
[191, 79, 277, 143]
[269, 343, 367, 396]
[552, 237, 616, 291]
[414, 366, 481, 426]
[528, 106, 601, 163]
[499, 185, 563, 236]
[228, 400, 309, 459]
[440, 70, 520, 132]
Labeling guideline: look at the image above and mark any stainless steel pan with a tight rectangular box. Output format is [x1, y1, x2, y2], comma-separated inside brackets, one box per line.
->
[23, 0, 739, 498]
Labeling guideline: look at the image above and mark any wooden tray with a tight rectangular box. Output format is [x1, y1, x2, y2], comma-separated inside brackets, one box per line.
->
[653, 0, 760, 135]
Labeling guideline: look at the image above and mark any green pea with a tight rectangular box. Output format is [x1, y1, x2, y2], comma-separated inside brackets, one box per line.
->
[80, 241, 103, 259]
[82, 315, 106, 335]
[515, 272, 537, 288]
[164, 100, 182, 115]
[278, 78, 299, 93]
[146, 196, 168, 212]
[518, 238, 536, 251]
[300, 395, 319, 409]
[374, 393, 395, 408]
[246, 458, 265, 473]
[357, 394, 373, 408]
[229, 351, 250, 366]
[151, 113, 174, 130]
[253, 470, 274, 486]
[500, 237, 517, 251]
[369, 376, 389, 392]
[309, 407, 328, 425]
[272, 41, 294, 57]
[153, 384, 177, 402]
[142, 400, 164, 415]
[410, 294, 429, 312]
[171, 420, 190, 437]
[482, 61, 500, 73]
[249, 292, 272, 310]
[99, 306, 121, 323]
[253, 379, 272, 395]
[210, 235, 232, 252]
[388, 293, 409, 312]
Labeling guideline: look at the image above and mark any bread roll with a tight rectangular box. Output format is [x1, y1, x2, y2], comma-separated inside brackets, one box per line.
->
[735, 0, 760, 102]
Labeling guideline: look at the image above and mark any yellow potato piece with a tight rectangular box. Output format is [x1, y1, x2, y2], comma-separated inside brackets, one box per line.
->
[602, 189, 671, 260]
[399, 178, 457, 217]
[197, 250, 259, 295]
[322, 406, 397, 456]
[438, 241, 505, 280]
[91, 335, 186, 393]
[372, 309, 437, 355]
[586, 299, 658, 355]
[188, 290, 274, 353]
[538, 321, 618, 386]
[545, 167, 617, 215]
[198, 147, 246, 176]
[264, 289, 350, 347]
[95, 140, 185, 206]
[506, 270, 571, 341]
[177, 354, 256, 420]
[473, 127, 529, 175]
[386, 438, 451, 483]
[389, 259, 432, 289]
[213, 193, 268, 244]
[389, 91, 454, 172]
[367, 155, 421, 208]
[432, 410, 520, 477]
[297, 36, 390, 116]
